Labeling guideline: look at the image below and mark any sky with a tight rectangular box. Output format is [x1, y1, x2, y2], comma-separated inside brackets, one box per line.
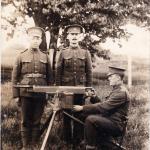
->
[101, 24, 150, 58]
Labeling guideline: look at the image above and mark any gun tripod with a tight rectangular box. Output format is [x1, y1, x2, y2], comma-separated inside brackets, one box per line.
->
[40, 92, 84, 150]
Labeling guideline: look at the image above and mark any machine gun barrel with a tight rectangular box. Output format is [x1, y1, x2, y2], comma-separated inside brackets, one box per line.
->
[14, 85, 94, 94]
[33, 86, 93, 94]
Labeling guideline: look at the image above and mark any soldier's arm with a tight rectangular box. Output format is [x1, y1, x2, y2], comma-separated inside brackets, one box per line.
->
[90, 96, 101, 104]
[83, 91, 127, 114]
[55, 51, 63, 85]
[85, 50, 92, 86]
[12, 55, 21, 98]
[85, 89, 101, 104]
[46, 54, 53, 85]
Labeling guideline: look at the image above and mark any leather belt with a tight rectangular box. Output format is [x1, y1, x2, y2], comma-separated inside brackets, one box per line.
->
[24, 73, 46, 78]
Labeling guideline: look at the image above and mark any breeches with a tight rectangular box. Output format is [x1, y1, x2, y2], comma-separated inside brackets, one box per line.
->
[85, 115, 121, 146]
[20, 97, 45, 132]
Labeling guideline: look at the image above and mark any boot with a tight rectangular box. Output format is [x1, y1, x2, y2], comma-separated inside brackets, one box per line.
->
[86, 145, 97, 150]
[21, 131, 32, 150]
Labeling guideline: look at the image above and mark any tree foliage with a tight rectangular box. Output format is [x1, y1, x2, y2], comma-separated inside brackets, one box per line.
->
[2, 0, 150, 54]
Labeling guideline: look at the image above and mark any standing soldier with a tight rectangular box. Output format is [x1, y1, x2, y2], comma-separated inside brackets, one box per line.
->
[74, 66, 130, 150]
[56, 24, 92, 146]
[12, 27, 53, 150]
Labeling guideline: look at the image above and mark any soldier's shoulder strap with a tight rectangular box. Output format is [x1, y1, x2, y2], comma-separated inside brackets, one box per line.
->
[40, 49, 48, 54]
[62, 47, 69, 51]
[20, 49, 28, 54]
[38, 49, 49, 56]
[59, 47, 69, 55]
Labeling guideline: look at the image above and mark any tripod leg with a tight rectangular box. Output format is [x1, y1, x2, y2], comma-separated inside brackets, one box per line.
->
[40, 110, 57, 150]
[71, 113, 74, 149]
[40, 112, 53, 136]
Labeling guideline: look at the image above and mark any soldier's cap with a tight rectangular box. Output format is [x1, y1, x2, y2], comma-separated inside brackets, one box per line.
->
[107, 66, 126, 77]
[27, 26, 45, 37]
[64, 24, 85, 34]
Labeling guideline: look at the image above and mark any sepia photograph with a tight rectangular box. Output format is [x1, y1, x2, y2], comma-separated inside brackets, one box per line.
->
[1, 0, 150, 150]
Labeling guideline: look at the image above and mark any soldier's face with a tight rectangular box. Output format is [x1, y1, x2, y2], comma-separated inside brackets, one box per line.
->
[29, 35, 42, 49]
[67, 32, 81, 48]
[108, 74, 121, 86]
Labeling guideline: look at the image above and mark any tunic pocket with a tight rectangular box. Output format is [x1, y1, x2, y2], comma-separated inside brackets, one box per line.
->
[78, 57, 85, 68]
[64, 57, 72, 68]
[21, 60, 31, 73]
[40, 59, 47, 73]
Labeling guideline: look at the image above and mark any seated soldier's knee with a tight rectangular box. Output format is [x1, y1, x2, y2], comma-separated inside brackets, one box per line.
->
[85, 115, 97, 125]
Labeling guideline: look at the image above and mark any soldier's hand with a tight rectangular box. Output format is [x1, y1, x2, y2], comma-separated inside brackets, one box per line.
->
[14, 97, 21, 107]
[73, 105, 83, 112]
[85, 88, 96, 98]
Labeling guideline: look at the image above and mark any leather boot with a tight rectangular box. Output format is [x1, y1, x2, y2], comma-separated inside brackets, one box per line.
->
[86, 145, 97, 150]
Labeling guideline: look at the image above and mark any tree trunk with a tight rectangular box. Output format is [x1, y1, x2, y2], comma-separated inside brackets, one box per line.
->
[49, 27, 59, 80]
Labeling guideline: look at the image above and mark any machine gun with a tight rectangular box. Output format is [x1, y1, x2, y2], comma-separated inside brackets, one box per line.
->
[14, 85, 93, 94]
[14, 85, 94, 150]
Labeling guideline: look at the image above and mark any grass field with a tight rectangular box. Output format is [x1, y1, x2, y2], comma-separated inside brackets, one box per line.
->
[1, 58, 150, 150]
[2, 84, 149, 149]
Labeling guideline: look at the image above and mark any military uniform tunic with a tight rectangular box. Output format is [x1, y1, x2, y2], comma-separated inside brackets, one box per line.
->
[12, 48, 53, 136]
[12, 48, 52, 98]
[82, 85, 130, 146]
[56, 46, 92, 144]
[56, 46, 92, 86]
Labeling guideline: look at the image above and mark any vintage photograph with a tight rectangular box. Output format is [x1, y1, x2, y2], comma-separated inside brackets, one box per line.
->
[1, 0, 150, 150]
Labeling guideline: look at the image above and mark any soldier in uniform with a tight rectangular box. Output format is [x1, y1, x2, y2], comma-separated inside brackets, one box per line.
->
[12, 27, 53, 150]
[74, 66, 130, 150]
[56, 24, 92, 145]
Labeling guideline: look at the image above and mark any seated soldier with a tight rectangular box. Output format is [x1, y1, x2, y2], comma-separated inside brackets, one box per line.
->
[73, 65, 130, 150]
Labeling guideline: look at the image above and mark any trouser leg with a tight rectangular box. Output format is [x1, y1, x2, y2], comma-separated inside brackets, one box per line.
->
[63, 110, 72, 144]
[73, 112, 84, 145]
[32, 127, 40, 149]
[85, 115, 121, 148]
[85, 115, 97, 146]
[20, 97, 33, 149]
[73, 94, 84, 145]
[21, 131, 32, 150]
[32, 98, 45, 147]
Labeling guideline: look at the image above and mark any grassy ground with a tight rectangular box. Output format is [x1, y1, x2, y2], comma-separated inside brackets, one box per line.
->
[1, 79, 149, 150]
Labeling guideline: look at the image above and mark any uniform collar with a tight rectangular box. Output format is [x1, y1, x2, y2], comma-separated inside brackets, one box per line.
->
[29, 48, 40, 53]
[112, 84, 122, 91]
[69, 45, 80, 50]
